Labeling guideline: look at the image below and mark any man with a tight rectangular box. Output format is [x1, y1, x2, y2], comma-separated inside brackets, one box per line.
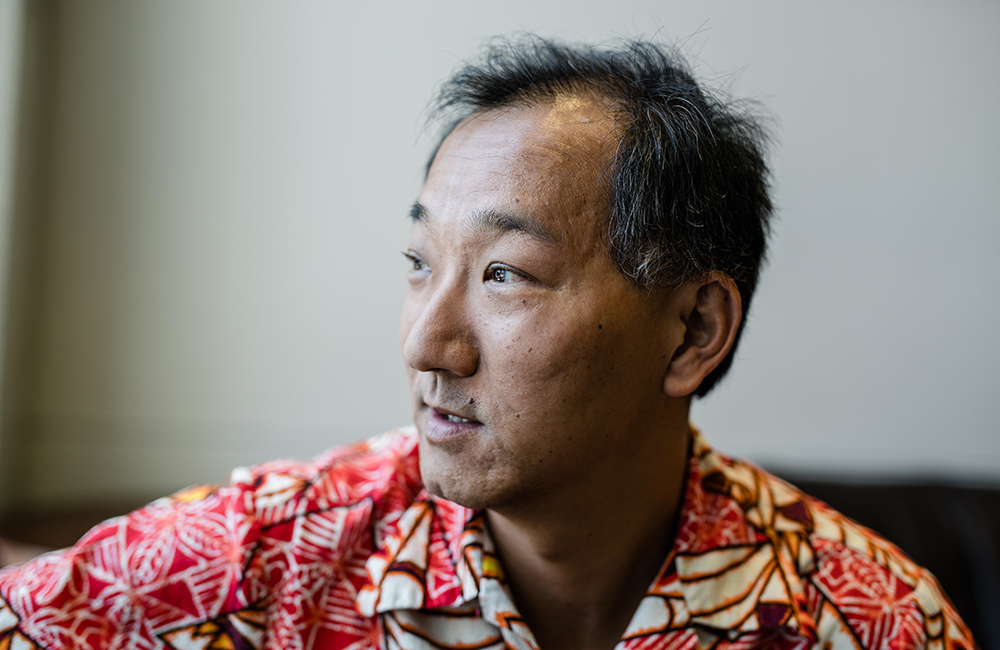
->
[0, 36, 976, 650]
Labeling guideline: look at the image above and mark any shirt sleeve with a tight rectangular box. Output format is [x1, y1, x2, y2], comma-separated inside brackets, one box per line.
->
[0, 482, 260, 650]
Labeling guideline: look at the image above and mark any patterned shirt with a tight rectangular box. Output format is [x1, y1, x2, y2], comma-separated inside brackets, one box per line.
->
[0, 427, 976, 650]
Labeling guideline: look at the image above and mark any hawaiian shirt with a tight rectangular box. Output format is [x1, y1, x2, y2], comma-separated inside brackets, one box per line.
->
[0, 427, 976, 650]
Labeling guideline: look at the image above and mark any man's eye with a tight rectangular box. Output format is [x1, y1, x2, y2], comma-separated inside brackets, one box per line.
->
[486, 265, 523, 284]
[402, 251, 428, 272]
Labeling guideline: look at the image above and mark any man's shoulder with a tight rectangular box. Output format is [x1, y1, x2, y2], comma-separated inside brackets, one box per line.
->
[232, 426, 423, 522]
[146, 426, 425, 535]
[695, 442, 976, 650]
[0, 428, 424, 649]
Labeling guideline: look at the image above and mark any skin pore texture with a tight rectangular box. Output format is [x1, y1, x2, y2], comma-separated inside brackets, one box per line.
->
[399, 95, 742, 650]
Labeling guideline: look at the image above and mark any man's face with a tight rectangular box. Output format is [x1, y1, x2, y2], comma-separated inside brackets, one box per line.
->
[400, 97, 680, 510]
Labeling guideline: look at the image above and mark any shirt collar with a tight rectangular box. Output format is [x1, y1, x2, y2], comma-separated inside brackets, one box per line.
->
[668, 429, 818, 642]
[359, 427, 818, 644]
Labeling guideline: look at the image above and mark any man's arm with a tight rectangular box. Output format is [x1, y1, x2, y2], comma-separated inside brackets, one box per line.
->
[0, 481, 259, 649]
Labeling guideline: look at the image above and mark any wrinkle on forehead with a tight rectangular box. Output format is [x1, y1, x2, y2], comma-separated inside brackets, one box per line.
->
[456, 92, 617, 172]
[428, 95, 618, 253]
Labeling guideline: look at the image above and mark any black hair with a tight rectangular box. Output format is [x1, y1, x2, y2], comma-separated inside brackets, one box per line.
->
[428, 35, 773, 396]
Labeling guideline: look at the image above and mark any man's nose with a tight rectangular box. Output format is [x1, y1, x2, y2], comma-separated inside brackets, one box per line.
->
[401, 277, 479, 377]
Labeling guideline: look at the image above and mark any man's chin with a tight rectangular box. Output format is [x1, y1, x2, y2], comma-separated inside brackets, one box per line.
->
[417, 439, 495, 510]
[420, 475, 490, 510]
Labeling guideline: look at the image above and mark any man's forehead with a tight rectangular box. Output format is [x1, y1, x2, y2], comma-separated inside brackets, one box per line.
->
[444, 96, 616, 169]
[417, 95, 617, 250]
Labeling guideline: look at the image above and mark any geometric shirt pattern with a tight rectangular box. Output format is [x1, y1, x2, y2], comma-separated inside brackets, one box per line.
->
[0, 427, 977, 649]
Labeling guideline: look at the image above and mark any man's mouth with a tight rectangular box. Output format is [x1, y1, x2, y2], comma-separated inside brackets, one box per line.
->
[423, 397, 480, 423]
[431, 407, 480, 425]
[422, 404, 482, 444]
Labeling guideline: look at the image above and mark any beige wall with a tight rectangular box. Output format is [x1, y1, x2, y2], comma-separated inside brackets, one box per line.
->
[2, 1, 998, 510]
[0, 0, 23, 514]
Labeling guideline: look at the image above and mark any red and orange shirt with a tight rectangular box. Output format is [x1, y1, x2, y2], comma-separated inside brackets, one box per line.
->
[0, 428, 976, 649]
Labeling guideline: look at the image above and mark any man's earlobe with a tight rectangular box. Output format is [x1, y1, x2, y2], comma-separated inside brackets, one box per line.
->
[663, 273, 742, 398]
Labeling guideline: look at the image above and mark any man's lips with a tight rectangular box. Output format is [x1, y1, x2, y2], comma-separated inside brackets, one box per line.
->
[420, 396, 481, 424]
[426, 403, 482, 425]
[421, 401, 484, 444]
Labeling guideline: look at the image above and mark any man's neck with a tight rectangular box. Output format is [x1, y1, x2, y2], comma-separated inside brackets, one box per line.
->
[484, 418, 691, 650]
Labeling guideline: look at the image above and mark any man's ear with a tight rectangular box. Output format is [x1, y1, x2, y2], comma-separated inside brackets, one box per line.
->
[663, 272, 742, 398]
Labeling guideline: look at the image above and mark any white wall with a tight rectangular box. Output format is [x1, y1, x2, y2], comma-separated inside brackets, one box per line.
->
[6, 1, 999, 507]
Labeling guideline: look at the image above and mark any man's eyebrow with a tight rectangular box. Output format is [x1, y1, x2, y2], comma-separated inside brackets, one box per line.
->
[467, 209, 559, 246]
[410, 202, 430, 223]
[410, 202, 559, 247]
